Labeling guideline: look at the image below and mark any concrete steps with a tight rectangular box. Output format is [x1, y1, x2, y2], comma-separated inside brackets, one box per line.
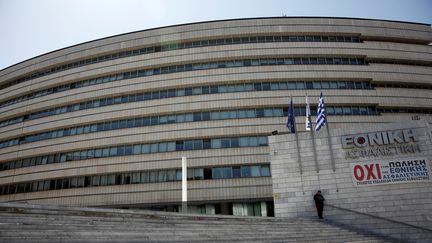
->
[0, 202, 390, 242]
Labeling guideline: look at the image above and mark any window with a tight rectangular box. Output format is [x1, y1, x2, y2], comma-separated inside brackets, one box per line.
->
[251, 166, 261, 177]
[261, 165, 271, 176]
[241, 166, 251, 177]
[231, 138, 239, 148]
[133, 144, 141, 154]
[123, 145, 132, 155]
[193, 140, 203, 149]
[115, 174, 122, 185]
[70, 177, 80, 188]
[123, 173, 132, 184]
[131, 172, 140, 184]
[141, 171, 150, 183]
[158, 171, 167, 182]
[202, 112, 210, 121]
[193, 112, 201, 121]
[107, 174, 115, 185]
[100, 148, 109, 157]
[100, 175, 107, 186]
[212, 168, 223, 179]
[91, 176, 100, 186]
[264, 109, 273, 117]
[78, 176, 85, 187]
[175, 170, 182, 181]
[239, 137, 249, 147]
[258, 137, 268, 146]
[139, 144, 149, 154]
[210, 111, 220, 120]
[249, 137, 258, 146]
[150, 143, 158, 153]
[211, 139, 221, 149]
[109, 147, 117, 156]
[201, 139, 210, 149]
[194, 168, 204, 180]
[184, 140, 194, 150]
[233, 166, 241, 178]
[159, 143, 167, 152]
[150, 171, 158, 182]
[222, 167, 232, 178]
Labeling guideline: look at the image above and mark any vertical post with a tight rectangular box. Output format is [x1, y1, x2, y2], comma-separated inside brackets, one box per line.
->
[310, 128, 320, 173]
[294, 132, 306, 194]
[325, 125, 336, 172]
[181, 156, 187, 213]
[306, 93, 319, 173]
[294, 133, 303, 174]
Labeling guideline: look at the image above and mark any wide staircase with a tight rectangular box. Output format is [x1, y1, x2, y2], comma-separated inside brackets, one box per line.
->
[0, 202, 390, 242]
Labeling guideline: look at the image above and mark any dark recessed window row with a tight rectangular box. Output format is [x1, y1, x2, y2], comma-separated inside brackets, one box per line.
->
[376, 107, 432, 114]
[0, 163, 271, 196]
[372, 83, 432, 90]
[0, 136, 268, 172]
[0, 79, 371, 128]
[0, 105, 378, 150]
[0, 56, 366, 110]
[1, 35, 361, 91]
[368, 59, 432, 67]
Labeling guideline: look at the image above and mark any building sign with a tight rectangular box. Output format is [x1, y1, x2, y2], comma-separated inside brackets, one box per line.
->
[351, 157, 431, 186]
[342, 129, 420, 159]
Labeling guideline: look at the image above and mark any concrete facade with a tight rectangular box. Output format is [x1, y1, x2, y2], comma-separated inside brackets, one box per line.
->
[0, 17, 431, 215]
[269, 122, 432, 241]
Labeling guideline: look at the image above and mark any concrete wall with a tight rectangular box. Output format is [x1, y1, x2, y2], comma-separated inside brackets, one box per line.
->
[269, 121, 432, 241]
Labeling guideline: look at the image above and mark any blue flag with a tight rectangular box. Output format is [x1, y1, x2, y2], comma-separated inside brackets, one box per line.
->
[286, 98, 296, 133]
[315, 92, 327, 132]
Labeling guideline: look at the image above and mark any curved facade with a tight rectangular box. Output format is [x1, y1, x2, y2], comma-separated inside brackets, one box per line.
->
[0, 17, 431, 215]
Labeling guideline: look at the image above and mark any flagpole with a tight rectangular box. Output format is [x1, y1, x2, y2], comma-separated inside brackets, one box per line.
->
[306, 93, 319, 173]
[290, 96, 303, 174]
[323, 99, 339, 192]
[310, 125, 319, 174]
[324, 109, 336, 172]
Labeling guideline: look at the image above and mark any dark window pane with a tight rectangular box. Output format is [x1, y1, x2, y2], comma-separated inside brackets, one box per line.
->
[203, 139, 211, 149]
[221, 138, 230, 148]
[193, 112, 201, 121]
[233, 166, 241, 178]
[176, 141, 184, 151]
[241, 166, 251, 177]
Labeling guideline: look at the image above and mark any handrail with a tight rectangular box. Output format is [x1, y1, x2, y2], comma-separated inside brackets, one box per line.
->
[326, 204, 432, 233]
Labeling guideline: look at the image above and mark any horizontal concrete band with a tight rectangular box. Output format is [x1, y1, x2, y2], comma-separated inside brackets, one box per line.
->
[1, 17, 431, 80]
[2, 42, 432, 100]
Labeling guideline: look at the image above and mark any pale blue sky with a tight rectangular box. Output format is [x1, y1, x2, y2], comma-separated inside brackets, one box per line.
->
[0, 0, 431, 69]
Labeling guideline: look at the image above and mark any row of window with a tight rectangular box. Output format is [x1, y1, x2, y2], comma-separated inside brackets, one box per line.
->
[373, 83, 432, 90]
[0, 105, 378, 149]
[0, 80, 372, 128]
[0, 136, 268, 172]
[0, 164, 271, 195]
[0, 34, 361, 90]
[0, 56, 366, 109]
[375, 108, 432, 114]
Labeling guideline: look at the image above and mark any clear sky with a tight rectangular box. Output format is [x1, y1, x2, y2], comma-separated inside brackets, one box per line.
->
[0, 0, 431, 70]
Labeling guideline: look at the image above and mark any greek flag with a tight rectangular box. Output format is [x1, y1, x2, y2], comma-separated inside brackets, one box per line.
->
[315, 92, 326, 132]
[286, 97, 296, 133]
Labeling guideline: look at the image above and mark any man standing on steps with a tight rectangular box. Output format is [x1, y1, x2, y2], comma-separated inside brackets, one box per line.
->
[313, 190, 325, 219]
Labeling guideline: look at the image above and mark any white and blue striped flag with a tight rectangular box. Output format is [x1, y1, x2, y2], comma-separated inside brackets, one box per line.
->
[315, 92, 326, 132]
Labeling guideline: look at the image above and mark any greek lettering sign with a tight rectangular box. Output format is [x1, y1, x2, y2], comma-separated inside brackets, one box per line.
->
[342, 129, 421, 159]
[351, 157, 431, 186]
